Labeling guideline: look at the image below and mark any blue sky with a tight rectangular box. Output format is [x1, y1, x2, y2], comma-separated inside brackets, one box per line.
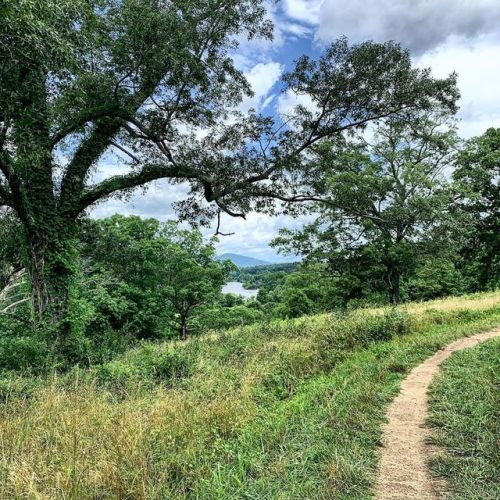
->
[91, 0, 500, 262]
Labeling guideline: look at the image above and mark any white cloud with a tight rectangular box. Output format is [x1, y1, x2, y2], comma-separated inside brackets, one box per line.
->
[416, 36, 500, 138]
[283, 0, 324, 25]
[211, 211, 311, 261]
[277, 89, 317, 117]
[280, 1, 500, 139]
[240, 62, 283, 112]
[281, 22, 313, 38]
[232, 1, 286, 71]
[90, 180, 190, 220]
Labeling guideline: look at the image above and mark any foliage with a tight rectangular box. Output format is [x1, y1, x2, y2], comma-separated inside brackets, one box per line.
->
[428, 338, 500, 499]
[404, 258, 466, 301]
[272, 112, 470, 304]
[232, 262, 299, 290]
[0, 0, 458, 325]
[454, 128, 500, 291]
[0, 316, 51, 372]
[0, 209, 22, 287]
[79, 215, 233, 342]
[202, 302, 265, 331]
[0, 215, 236, 370]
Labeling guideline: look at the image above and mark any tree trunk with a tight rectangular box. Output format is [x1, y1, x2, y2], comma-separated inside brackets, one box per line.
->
[24, 215, 79, 328]
[179, 315, 188, 341]
[388, 267, 401, 304]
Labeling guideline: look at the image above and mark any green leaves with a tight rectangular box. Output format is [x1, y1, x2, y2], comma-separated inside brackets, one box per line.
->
[453, 128, 500, 290]
[80, 215, 231, 341]
[1, 1, 463, 324]
[272, 111, 460, 304]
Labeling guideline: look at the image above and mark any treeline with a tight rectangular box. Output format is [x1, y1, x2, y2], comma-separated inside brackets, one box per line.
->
[232, 262, 299, 290]
[1, 125, 498, 372]
[270, 126, 499, 307]
[234, 126, 499, 318]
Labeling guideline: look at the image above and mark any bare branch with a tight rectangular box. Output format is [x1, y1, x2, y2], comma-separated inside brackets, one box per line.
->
[214, 209, 235, 236]
[110, 141, 141, 164]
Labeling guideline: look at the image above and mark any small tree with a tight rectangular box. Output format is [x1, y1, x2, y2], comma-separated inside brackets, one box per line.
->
[159, 223, 234, 339]
[81, 216, 233, 340]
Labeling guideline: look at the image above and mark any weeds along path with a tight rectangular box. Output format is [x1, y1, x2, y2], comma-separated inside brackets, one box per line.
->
[375, 327, 500, 500]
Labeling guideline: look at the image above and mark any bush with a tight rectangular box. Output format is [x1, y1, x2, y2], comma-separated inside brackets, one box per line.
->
[0, 317, 52, 372]
[0, 336, 51, 372]
[318, 309, 412, 368]
[96, 343, 193, 390]
[200, 303, 265, 331]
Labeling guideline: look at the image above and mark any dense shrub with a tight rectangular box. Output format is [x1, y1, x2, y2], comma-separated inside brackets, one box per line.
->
[318, 309, 413, 368]
[0, 336, 51, 372]
[96, 343, 193, 390]
[200, 303, 265, 331]
[0, 317, 52, 372]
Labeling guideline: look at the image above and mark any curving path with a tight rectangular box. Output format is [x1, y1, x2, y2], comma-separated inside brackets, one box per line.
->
[375, 327, 500, 500]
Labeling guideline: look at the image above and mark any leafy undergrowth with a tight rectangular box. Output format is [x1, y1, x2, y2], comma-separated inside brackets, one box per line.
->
[0, 293, 499, 498]
[427, 337, 500, 500]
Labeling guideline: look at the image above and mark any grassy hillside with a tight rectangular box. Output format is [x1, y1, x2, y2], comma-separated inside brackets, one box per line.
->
[0, 292, 499, 498]
[428, 337, 500, 499]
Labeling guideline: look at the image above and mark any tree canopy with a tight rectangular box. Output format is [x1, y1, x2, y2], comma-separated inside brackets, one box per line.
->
[272, 111, 463, 303]
[0, 0, 459, 323]
[454, 128, 500, 290]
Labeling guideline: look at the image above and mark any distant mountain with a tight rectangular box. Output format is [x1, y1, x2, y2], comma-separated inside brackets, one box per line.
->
[216, 253, 271, 268]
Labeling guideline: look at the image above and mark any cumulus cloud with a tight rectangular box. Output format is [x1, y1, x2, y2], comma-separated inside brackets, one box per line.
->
[90, 180, 190, 220]
[282, 0, 324, 25]
[283, 0, 500, 55]
[232, 1, 286, 71]
[416, 36, 500, 138]
[240, 62, 283, 112]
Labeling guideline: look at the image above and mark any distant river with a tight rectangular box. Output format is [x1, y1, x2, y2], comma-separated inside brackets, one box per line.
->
[222, 281, 259, 299]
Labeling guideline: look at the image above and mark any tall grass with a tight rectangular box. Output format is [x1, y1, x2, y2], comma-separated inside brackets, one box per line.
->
[0, 293, 499, 498]
[427, 338, 500, 500]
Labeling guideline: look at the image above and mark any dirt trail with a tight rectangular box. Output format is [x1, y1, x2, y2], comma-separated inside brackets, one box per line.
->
[375, 327, 500, 500]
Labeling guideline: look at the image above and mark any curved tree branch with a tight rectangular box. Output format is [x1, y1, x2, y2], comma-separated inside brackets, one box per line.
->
[50, 104, 120, 146]
[77, 163, 202, 214]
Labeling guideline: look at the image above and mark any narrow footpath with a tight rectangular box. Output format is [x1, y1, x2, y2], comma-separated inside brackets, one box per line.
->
[375, 327, 500, 499]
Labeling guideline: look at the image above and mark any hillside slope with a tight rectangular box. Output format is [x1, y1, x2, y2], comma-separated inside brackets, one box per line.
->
[0, 292, 499, 498]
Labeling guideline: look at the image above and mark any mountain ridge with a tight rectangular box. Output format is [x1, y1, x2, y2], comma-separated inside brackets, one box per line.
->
[215, 253, 270, 268]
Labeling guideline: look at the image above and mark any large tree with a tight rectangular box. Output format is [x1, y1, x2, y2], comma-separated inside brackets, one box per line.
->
[0, 0, 458, 328]
[273, 112, 461, 303]
[453, 128, 500, 290]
